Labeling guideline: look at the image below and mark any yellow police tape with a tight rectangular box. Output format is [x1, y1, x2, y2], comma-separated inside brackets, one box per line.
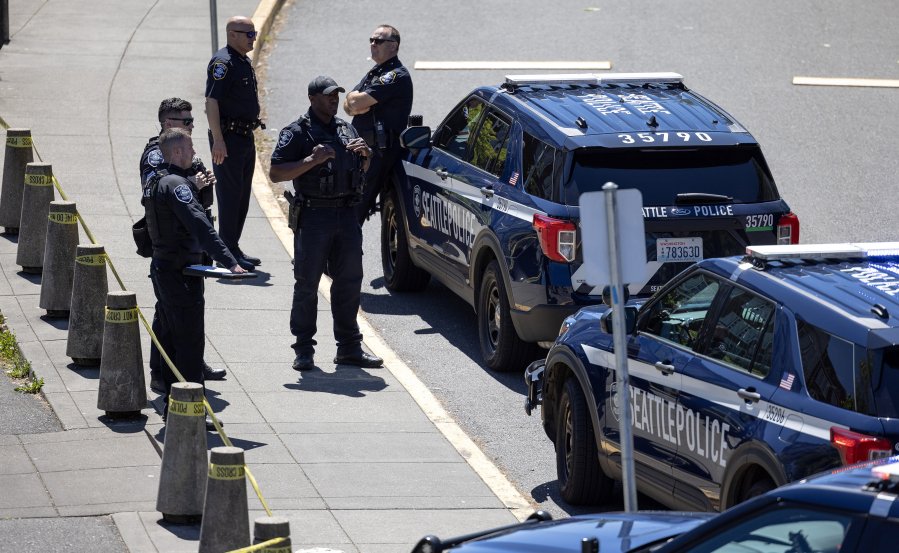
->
[48, 212, 78, 224]
[169, 397, 205, 417]
[0, 115, 287, 552]
[226, 538, 290, 553]
[76, 254, 106, 265]
[6, 136, 32, 148]
[209, 463, 246, 480]
[105, 307, 139, 324]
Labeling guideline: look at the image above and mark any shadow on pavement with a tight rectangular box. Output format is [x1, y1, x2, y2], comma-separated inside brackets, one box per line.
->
[361, 277, 542, 394]
[530, 479, 670, 516]
[284, 364, 387, 398]
[220, 268, 272, 287]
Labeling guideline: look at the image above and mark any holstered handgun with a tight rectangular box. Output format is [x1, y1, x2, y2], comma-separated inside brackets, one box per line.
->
[284, 190, 304, 232]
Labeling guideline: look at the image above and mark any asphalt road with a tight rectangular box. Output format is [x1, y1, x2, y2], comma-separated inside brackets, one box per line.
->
[260, 0, 899, 518]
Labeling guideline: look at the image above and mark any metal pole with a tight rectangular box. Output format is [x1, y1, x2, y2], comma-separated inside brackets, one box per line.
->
[603, 181, 638, 512]
[1, 0, 10, 48]
[209, 0, 219, 55]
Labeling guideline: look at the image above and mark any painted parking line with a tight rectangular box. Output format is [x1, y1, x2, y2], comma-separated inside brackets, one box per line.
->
[793, 76, 899, 88]
[414, 61, 611, 70]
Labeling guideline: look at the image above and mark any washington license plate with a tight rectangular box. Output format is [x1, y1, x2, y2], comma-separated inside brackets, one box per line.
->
[657, 237, 703, 262]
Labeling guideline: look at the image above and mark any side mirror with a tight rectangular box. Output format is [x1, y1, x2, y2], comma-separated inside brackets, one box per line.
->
[600, 306, 638, 335]
[400, 126, 431, 155]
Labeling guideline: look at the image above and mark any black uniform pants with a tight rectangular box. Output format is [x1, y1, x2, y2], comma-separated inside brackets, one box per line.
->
[291, 205, 364, 356]
[150, 259, 206, 401]
[211, 131, 255, 252]
[355, 145, 403, 226]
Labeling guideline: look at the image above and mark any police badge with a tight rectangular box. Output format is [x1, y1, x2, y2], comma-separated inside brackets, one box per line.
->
[379, 71, 396, 85]
[148, 149, 163, 167]
[174, 184, 193, 203]
[278, 130, 293, 148]
[213, 62, 228, 80]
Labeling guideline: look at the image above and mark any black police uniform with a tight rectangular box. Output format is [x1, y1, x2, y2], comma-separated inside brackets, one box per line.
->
[350, 56, 413, 225]
[271, 109, 366, 358]
[140, 137, 216, 383]
[142, 163, 238, 400]
[205, 45, 261, 256]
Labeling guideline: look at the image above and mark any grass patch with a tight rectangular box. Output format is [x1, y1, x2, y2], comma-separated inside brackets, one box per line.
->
[0, 315, 43, 394]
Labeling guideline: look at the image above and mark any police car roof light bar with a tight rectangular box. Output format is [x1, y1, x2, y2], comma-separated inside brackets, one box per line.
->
[746, 242, 899, 261]
[504, 72, 684, 87]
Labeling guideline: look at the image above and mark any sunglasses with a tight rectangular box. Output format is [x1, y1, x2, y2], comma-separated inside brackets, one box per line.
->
[369, 37, 396, 45]
[168, 117, 194, 126]
[232, 30, 258, 38]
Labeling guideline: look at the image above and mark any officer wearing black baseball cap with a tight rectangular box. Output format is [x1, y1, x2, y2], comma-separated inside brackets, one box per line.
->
[269, 76, 384, 371]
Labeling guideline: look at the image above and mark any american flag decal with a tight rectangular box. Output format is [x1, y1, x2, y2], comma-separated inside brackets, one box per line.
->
[509, 172, 519, 185]
[779, 373, 795, 391]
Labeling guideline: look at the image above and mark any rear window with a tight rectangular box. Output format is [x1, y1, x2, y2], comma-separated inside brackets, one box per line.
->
[566, 146, 779, 206]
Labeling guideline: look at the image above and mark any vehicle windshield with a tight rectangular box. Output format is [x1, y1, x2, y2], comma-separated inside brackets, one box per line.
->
[566, 146, 779, 206]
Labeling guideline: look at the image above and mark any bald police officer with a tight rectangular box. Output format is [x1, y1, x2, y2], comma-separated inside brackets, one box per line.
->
[343, 25, 413, 226]
[270, 77, 383, 371]
[140, 98, 226, 394]
[205, 15, 263, 270]
[144, 128, 247, 429]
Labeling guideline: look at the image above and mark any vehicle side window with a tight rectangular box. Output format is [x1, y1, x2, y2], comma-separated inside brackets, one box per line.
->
[469, 110, 512, 177]
[705, 287, 775, 377]
[869, 522, 899, 550]
[684, 507, 855, 553]
[522, 132, 555, 199]
[642, 273, 720, 350]
[433, 97, 486, 159]
[797, 321, 875, 414]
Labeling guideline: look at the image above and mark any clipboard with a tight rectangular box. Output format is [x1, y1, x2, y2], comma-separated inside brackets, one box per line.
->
[182, 265, 258, 280]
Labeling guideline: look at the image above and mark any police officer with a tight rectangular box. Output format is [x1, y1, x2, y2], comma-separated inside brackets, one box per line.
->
[144, 128, 247, 428]
[270, 77, 384, 371]
[205, 15, 263, 270]
[140, 98, 226, 394]
[343, 25, 413, 226]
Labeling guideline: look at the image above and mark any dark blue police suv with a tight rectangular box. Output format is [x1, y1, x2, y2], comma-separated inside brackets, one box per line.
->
[526, 242, 899, 512]
[388, 72, 798, 372]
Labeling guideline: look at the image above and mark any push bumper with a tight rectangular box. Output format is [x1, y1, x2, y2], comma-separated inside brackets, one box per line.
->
[524, 359, 546, 416]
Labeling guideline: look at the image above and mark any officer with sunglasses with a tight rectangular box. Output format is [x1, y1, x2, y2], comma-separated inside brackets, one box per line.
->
[343, 25, 413, 226]
[205, 15, 264, 271]
[139, 97, 227, 394]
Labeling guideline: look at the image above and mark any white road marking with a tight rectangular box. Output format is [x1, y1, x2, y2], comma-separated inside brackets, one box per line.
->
[414, 61, 612, 70]
[793, 77, 899, 88]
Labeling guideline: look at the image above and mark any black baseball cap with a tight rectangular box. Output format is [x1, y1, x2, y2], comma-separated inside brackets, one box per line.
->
[308, 76, 345, 96]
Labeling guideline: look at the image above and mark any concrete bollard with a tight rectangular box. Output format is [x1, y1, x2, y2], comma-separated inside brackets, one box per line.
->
[39, 201, 79, 317]
[67, 244, 108, 365]
[157, 382, 208, 524]
[16, 162, 55, 273]
[0, 129, 35, 234]
[198, 447, 251, 552]
[97, 291, 146, 418]
[253, 516, 292, 553]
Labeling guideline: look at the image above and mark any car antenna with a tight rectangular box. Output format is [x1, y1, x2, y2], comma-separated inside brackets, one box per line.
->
[646, 115, 659, 128]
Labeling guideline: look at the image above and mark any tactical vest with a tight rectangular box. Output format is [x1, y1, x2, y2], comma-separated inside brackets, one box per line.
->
[142, 169, 191, 245]
[292, 116, 364, 199]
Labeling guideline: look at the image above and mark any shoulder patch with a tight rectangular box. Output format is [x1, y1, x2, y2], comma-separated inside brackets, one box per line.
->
[379, 71, 396, 85]
[147, 149, 163, 167]
[213, 62, 228, 80]
[174, 184, 193, 203]
[278, 130, 293, 148]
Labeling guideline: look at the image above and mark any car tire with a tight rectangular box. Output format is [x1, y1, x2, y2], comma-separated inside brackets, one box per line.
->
[477, 259, 540, 372]
[556, 376, 614, 505]
[741, 478, 775, 503]
[381, 189, 430, 292]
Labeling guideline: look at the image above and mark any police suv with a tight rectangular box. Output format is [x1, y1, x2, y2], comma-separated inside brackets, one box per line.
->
[527, 242, 899, 513]
[391, 72, 797, 372]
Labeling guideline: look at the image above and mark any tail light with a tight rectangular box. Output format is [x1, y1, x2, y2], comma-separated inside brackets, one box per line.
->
[777, 212, 800, 245]
[533, 214, 576, 263]
[830, 427, 892, 465]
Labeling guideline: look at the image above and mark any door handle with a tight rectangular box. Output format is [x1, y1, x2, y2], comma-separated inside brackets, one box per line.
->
[654, 361, 675, 375]
[435, 169, 449, 179]
[480, 187, 495, 198]
[738, 387, 761, 403]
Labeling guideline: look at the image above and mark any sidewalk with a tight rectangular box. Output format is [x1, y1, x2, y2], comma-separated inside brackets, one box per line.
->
[0, 0, 521, 551]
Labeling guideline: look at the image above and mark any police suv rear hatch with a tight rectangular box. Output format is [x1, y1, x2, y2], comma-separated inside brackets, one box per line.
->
[565, 145, 792, 296]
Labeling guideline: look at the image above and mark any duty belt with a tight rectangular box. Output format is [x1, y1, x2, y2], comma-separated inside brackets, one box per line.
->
[303, 197, 357, 208]
[221, 117, 265, 137]
[152, 251, 203, 266]
[361, 129, 401, 150]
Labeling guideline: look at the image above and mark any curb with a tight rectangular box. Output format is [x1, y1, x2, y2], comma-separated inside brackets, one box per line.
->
[248, 6, 533, 522]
